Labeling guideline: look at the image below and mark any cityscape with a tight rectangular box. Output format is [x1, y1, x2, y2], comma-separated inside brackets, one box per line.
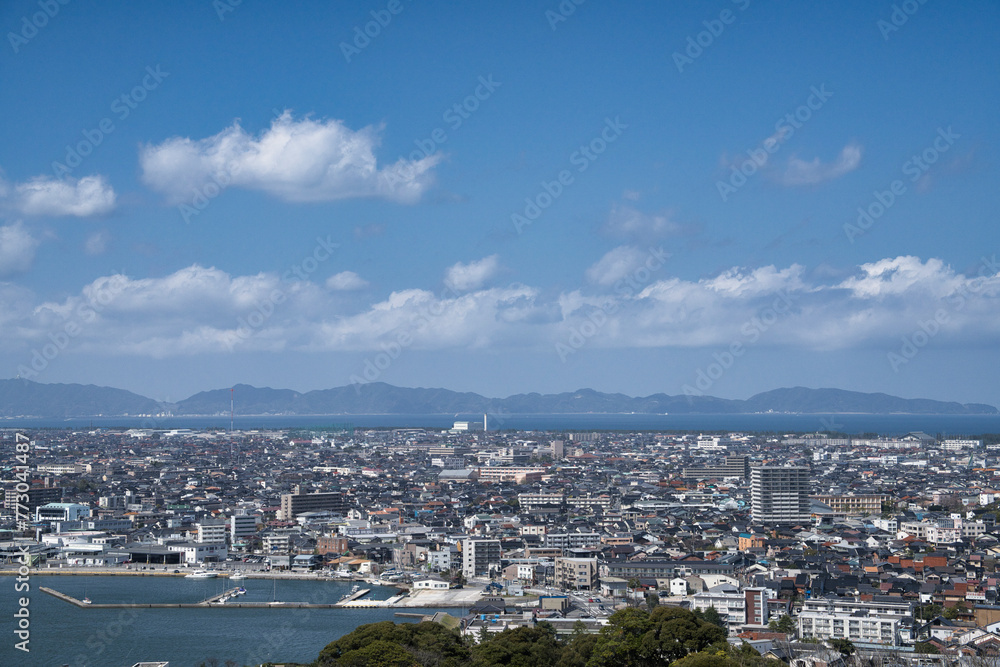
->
[6, 419, 1000, 664]
[2, 0, 998, 665]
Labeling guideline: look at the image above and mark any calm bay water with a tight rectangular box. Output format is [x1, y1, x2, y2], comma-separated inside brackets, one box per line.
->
[3, 412, 1000, 434]
[3, 575, 456, 666]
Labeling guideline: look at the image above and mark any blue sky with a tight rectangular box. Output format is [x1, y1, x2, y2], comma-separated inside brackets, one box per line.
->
[1, 0, 998, 406]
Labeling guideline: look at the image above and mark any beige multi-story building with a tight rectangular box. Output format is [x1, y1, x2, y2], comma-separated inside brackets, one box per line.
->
[517, 492, 563, 511]
[554, 557, 597, 591]
[810, 494, 887, 516]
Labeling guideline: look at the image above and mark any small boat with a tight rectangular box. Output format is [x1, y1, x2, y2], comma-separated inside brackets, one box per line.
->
[185, 569, 219, 579]
[230, 571, 246, 581]
[81, 597, 92, 605]
[237, 587, 246, 595]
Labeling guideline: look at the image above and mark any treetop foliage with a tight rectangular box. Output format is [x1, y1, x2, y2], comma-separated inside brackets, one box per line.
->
[311, 608, 774, 667]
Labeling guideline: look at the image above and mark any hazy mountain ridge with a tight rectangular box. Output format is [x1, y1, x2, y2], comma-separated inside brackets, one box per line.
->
[0, 379, 996, 418]
[0, 379, 164, 418]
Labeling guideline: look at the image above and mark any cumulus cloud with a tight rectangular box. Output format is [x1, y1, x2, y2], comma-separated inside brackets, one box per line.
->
[326, 271, 369, 291]
[444, 255, 500, 292]
[0, 174, 116, 217]
[2, 256, 997, 360]
[0, 222, 39, 276]
[778, 142, 862, 186]
[703, 264, 806, 297]
[139, 111, 443, 206]
[838, 256, 965, 300]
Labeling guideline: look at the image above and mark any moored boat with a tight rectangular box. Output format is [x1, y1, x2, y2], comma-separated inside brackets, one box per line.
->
[185, 569, 218, 579]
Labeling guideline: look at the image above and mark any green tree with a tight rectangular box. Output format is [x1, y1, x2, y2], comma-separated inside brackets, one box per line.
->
[767, 614, 796, 636]
[587, 606, 726, 667]
[827, 638, 855, 656]
[915, 642, 940, 654]
[471, 624, 562, 667]
[943, 601, 967, 620]
[694, 606, 726, 629]
[316, 621, 470, 667]
[557, 632, 601, 667]
[916, 603, 942, 620]
[331, 640, 420, 667]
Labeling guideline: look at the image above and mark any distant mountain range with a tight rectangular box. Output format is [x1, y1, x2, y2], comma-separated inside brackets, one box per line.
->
[0, 379, 996, 418]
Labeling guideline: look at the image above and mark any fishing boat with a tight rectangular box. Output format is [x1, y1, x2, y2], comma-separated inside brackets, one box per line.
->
[185, 569, 218, 579]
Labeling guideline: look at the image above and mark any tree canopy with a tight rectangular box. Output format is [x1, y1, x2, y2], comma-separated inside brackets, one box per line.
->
[313, 608, 736, 667]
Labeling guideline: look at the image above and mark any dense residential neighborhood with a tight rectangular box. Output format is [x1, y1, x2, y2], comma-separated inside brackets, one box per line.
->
[5, 425, 1000, 661]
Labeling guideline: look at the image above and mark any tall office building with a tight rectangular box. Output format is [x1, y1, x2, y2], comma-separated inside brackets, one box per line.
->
[751, 466, 811, 523]
[279, 487, 347, 520]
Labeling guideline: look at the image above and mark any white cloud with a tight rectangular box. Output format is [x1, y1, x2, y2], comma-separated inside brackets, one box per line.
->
[84, 230, 109, 256]
[603, 204, 679, 238]
[838, 256, 964, 300]
[586, 246, 648, 286]
[703, 264, 806, 297]
[1, 174, 116, 217]
[326, 271, 369, 291]
[778, 142, 862, 186]
[2, 256, 997, 360]
[444, 255, 500, 292]
[0, 222, 39, 276]
[139, 111, 443, 205]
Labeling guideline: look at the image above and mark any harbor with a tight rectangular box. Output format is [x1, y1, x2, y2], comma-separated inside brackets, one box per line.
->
[16, 575, 460, 666]
[37, 578, 485, 609]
